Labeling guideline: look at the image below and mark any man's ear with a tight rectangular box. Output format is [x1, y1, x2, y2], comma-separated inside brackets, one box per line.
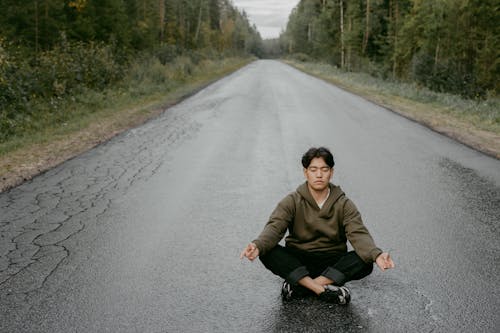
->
[330, 168, 334, 180]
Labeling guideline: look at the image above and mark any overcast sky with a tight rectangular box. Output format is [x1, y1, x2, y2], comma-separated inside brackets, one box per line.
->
[232, 0, 300, 39]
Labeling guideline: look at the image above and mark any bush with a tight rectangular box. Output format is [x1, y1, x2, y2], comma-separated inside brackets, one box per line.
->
[410, 51, 485, 99]
[36, 38, 123, 96]
[154, 44, 179, 65]
[0, 35, 126, 142]
[291, 53, 313, 62]
[168, 56, 195, 80]
[0, 33, 251, 144]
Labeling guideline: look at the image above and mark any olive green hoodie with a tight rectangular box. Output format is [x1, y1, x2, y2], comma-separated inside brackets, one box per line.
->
[253, 182, 382, 263]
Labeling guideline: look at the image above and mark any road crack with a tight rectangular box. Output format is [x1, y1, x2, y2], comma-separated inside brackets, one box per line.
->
[0, 105, 203, 309]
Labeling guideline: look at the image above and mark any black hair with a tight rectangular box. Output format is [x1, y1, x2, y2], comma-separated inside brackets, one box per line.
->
[301, 147, 335, 168]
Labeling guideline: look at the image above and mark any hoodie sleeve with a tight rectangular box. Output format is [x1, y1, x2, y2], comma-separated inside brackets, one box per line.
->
[342, 199, 383, 263]
[253, 194, 295, 256]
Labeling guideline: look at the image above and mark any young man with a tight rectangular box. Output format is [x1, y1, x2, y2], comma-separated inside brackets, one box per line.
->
[240, 147, 394, 304]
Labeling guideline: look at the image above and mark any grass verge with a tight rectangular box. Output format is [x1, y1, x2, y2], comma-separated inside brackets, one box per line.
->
[285, 60, 500, 159]
[0, 56, 253, 192]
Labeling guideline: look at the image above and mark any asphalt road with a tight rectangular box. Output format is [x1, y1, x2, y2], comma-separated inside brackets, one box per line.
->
[1, 60, 499, 332]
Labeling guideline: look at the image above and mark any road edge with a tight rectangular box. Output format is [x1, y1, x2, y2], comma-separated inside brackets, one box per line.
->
[283, 60, 500, 160]
[0, 61, 254, 193]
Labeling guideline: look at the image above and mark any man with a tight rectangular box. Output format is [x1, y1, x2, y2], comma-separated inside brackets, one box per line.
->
[240, 147, 394, 305]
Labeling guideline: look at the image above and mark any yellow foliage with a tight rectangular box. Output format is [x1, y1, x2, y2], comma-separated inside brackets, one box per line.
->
[68, 0, 87, 12]
[137, 20, 149, 31]
[0, 38, 10, 86]
[0, 38, 8, 67]
[220, 19, 235, 51]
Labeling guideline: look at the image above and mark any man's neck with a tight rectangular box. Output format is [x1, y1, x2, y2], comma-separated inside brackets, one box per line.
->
[308, 185, 330, 206]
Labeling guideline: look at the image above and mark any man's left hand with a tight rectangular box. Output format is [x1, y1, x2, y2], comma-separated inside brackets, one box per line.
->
[375, 252, 395, 271]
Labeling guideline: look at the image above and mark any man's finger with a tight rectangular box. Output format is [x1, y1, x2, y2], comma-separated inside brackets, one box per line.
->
[240, 244, 252, 259]
[240, 247, 249, 259]
[385, 254, 394, 267]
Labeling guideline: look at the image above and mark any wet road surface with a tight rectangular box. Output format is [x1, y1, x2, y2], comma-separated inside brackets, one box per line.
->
[1, 60, 499, 332]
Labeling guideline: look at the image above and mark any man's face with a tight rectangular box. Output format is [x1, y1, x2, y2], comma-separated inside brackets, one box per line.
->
[303, 157, 333, 192]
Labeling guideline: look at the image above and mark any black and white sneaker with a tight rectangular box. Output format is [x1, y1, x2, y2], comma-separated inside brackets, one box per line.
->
[318, 285, 351, 305]
[281, 281, 313, 301]
[281, 281, 294, 301]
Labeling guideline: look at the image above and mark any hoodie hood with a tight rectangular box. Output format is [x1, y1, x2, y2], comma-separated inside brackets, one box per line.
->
[296, 182, 345, 217]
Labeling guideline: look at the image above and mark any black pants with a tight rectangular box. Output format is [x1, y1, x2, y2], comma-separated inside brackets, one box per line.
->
[259, 245, 373, 287]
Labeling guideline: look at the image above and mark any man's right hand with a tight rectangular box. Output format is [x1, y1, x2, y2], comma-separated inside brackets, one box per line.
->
[240, 243, 259, 261]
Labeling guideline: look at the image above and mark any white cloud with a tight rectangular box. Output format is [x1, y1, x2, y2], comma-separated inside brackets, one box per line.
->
[232, 0, 300, 39]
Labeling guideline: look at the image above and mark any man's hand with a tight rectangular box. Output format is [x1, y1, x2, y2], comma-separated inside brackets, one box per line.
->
[240, 243, 259, 261]
[375, 252, 395, 271]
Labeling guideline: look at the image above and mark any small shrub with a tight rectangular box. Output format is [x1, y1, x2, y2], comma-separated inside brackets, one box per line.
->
[35, 39, 123, 96]
[154, 44, 179, 65]
[169, 57, 194, 80]
[0, 35, 126, 142]
[292, 53, 313, 62]
[410, 51, 486, 99]
[126, 57, 169, 86]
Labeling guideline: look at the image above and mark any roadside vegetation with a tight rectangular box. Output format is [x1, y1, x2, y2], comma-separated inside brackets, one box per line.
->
[277, 0, 498, 99]
[0, 43, 252, 155]
[0, 1, 262, 145]
[0, 53, 252, 191]
[0, 0, 262, 191]
[266, 0, 499, 157]
[287, 59, 499, 133]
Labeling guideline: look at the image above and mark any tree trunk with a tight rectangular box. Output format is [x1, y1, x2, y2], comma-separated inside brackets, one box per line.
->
[159, 0, 165, 42]
[35, 0, 39, 57]
[392, 0, 399, 78]
[340, 0, 344, 68]
[195, 0, 204, 43]
[434, 38, 440, 73]
[44, 0, 48, 47]
[363, 0, 370, 54]
[347, 16, 352, 71]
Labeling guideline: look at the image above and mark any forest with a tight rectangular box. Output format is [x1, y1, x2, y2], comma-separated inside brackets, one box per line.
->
[278, 0, 499, 98]
[0, 0, 263, 142]
[0, 0, 498, 144]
